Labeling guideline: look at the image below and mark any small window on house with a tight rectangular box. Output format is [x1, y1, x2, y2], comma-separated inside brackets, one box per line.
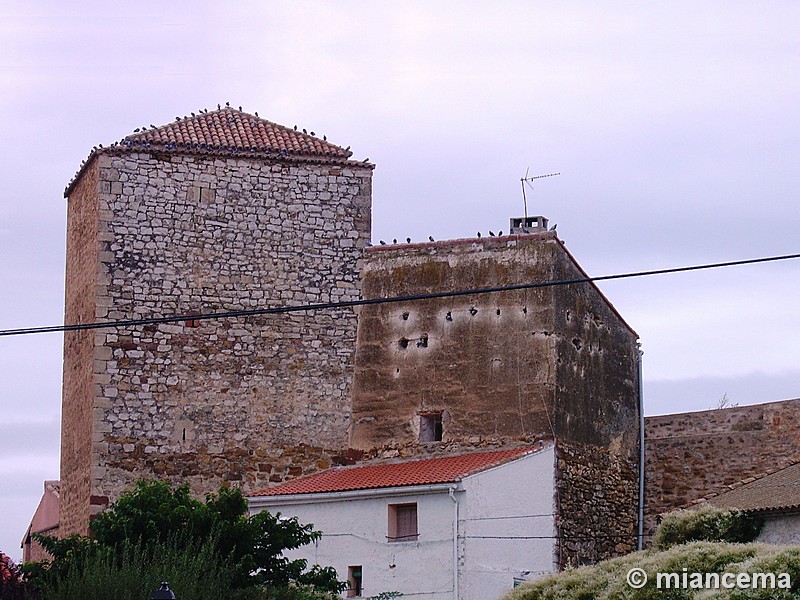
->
[347, 565, 363, 597]
[388, 503, 418, 542]
[419, 412, 443, 442]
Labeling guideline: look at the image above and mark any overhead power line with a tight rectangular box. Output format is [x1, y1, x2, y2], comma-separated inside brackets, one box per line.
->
[1, 252, 798, 339]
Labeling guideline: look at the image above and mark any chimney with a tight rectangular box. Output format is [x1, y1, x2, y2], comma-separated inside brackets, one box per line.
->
[509, 216, 549, 234]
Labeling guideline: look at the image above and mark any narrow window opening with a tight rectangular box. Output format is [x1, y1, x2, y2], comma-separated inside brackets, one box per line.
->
[420, 413, 443, 442]
[347, 565, 363, 597]
[182, 428, 186, 442]
[398, 338, 409, 349]
[496, 308, 501, 316]
[185, 319, 201, 328]
[388, 503, 418, 542]
[402, 312, 409, 321]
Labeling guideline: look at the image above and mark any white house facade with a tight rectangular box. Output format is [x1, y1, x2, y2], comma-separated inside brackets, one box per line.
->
[248, 446, 556, 600]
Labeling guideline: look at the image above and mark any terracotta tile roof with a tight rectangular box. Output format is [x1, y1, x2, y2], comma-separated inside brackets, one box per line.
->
[252, 447, 537, 497]
[122, 108, 352, 160]
[65, 107, 365, 197]
[706, 462, 800, 513]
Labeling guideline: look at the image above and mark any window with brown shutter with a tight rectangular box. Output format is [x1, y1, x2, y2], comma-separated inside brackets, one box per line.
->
[388, 502, 418, 542]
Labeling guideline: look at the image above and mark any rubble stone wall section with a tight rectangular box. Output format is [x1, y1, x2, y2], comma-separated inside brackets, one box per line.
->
[60, 159, 101, 536]
[644, 398, 800, 541]
[554, 440, 639, 568]
[61, 151, 372, 534]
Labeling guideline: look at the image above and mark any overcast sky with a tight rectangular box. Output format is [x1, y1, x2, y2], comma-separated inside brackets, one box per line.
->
[1, 1, 799, 560]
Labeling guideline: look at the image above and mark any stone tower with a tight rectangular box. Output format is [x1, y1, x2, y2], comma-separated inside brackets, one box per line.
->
[59, 109, 372, 535]
[349, 222, 641, 565]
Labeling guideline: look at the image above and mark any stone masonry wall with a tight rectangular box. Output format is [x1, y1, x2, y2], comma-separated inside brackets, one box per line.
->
[61, 151, 372, 534]
[350, 234, 560, 451]
[554, 440, 639, 568]
[550, 240, 641, 565]
[60, 159, 100, 536]
[644, 398, 800, 542]
[350, 234, 641, 566]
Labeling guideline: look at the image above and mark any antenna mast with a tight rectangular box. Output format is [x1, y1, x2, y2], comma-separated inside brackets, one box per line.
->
[521, 170, 560, 221]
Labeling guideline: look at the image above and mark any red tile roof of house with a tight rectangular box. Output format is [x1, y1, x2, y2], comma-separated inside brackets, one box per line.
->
[252, 447, 537, 497]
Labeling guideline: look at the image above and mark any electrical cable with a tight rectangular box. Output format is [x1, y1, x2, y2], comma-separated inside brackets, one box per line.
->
[1, 252, 798, 338]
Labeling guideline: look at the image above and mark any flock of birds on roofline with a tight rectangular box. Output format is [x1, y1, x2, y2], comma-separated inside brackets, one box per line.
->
[64, 103, 375, 194]
[372, 224, 556, 246]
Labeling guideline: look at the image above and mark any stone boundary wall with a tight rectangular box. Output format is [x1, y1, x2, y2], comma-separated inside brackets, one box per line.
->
[644, 397, 800, 541]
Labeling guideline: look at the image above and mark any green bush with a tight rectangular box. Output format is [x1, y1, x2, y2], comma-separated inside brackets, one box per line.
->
[653, 506, 763, 550]
[34, 536, 229, 600]
[26, 481, 346, 598]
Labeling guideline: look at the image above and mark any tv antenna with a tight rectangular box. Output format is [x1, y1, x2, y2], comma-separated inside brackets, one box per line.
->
[521, 169, 560, 221]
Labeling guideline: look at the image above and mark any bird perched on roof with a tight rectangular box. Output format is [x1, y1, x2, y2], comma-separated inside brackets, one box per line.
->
[294, 125, 298, 131]
[226, 102, 230, 107]
[406, 237, 411, 243]
[498, 230, 503, 236]
[255, 112, 259, 117]
[477, 231, 481, 238]
[303, 128, 307, 134]
[217, 104, 221, 109]
[323, 135, 327, 140]
[429, 236, 435, 242]
[380, 240, 387, 245]
[393, 239, 397, 244]
[549, 223, 557, 231]
[489, 230, 495, 237]
[133, 128, 140, 132]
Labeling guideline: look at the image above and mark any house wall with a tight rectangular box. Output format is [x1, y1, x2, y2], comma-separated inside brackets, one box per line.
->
[644, 398, 800, 542]
[21, 482, 60, 563]
[253, 489, 457, 599]
[757, 514, 800, 545]
[60, 150, 372, 535]
[461, 448, 556, 599]
[251, 452, 557, 600]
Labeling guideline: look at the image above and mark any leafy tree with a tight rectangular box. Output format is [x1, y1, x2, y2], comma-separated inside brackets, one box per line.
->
[28, 481, 345, 596]
[0, 552, 25, 600]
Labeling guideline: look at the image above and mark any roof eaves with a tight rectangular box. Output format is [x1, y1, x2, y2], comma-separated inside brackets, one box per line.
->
[249, 482, 456, 507]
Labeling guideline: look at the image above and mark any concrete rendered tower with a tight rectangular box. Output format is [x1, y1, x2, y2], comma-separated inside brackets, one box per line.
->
[59, 109, 372, 535]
